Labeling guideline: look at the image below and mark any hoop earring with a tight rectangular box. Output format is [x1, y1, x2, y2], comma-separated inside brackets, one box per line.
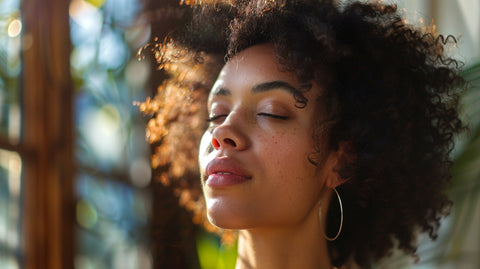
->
[319, 187, 343, 242]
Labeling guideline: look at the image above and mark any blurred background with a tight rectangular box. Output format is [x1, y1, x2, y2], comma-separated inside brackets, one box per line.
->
[0, 0, 478, 268]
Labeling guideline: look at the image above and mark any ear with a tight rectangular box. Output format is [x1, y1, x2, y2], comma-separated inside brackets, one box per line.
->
[324, 141, 354, 188]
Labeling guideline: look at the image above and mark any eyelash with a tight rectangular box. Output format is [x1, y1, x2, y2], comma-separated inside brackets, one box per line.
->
[206, 113, 288, 122]
[206, 115, 227, 122]
[257, 113, 289, 120]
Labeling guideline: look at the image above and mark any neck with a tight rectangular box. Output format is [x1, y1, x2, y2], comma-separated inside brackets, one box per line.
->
[234, 207, 332, 269]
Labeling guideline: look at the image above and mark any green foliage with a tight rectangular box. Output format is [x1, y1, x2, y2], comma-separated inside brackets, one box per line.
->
[440, 62, 480, 268]
[197, 231, 237, 269]
[397, 62, 480, 269]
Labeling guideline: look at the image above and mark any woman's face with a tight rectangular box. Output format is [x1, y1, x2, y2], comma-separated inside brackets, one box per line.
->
[199, 44, 333, 229]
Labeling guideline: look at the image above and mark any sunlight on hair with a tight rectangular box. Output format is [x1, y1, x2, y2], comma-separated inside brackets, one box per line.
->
[179, 0, 288, 6]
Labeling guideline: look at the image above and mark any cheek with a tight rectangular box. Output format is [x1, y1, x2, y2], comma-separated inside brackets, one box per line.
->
[266, 128, 313, 163]
[258, 134, 322, 224]
[198, 132, 212, 174]
[263, 131, 316, 181]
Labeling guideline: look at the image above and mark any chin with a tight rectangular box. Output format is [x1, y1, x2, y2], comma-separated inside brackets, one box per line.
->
[206, 200, 258, 229]
[206, 210, 249, 230]
[207, 214, 243, 230]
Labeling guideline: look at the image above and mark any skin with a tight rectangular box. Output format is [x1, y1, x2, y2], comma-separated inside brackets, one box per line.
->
[198, 44, 343, 269]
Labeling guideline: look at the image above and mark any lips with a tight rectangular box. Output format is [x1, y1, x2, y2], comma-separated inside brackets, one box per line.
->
[205, 157, 252, 187]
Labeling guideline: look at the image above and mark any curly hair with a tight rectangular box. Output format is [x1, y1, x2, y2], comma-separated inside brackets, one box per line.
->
[140, 0, 466, 267]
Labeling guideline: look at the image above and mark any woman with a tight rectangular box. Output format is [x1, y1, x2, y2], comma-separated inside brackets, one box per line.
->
[140, 0, 465, 268]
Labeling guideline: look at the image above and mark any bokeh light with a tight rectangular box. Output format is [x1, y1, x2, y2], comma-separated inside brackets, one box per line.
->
[0, 149, 22, 255]
[71, 0, 152, 267]
[0, 0, 22, 267]
[7, 19, 22, 38]
[76, 200, 98, 229]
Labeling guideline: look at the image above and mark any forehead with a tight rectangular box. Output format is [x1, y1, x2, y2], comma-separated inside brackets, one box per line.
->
[223, 44, 284, 76]
[209, 44, 300, 96]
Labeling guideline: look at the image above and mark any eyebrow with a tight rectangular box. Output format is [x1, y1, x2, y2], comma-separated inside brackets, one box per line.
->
[252, 81, 297, 95]
[210, 80, 298, 97]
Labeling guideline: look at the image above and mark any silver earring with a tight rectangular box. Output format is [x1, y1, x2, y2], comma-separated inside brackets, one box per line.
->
[319, 187, 343, 241]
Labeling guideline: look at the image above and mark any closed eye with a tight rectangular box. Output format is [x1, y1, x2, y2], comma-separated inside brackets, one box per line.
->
[257, 113, 289, 120]
[206, 114, 228, 123]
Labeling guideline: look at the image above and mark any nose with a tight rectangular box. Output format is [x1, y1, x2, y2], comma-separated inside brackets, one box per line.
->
[211, 117, 249, 151]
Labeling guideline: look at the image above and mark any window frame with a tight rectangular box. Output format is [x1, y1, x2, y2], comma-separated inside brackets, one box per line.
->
[20, 0, 74, 268]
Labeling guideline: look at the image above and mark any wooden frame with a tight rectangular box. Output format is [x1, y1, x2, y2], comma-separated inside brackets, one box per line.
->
[21, 0, 74, 268]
